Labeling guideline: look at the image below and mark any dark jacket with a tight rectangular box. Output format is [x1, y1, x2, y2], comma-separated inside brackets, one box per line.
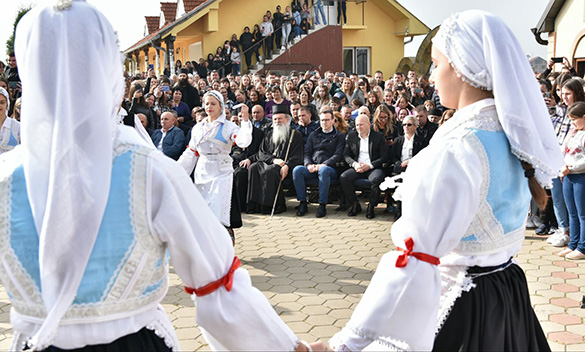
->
[416, 120, 439, 147]
[304, 128, 345, 166]
[151, 126, 185, 160]
[240, 32, 254, 50]
[231, 126, 264, 167]
[252, 117, 272, 134]
[344, 130, 390, 169]
[293, 120, 318, 145]
[177, 83, 201, 110]
[390, 134, 425, 173]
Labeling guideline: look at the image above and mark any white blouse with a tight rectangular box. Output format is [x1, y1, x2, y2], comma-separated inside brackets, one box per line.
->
[5, 140, 298, 351]
[330, 99, 525, 351]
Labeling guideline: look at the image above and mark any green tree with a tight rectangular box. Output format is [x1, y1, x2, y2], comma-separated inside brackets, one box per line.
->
[6, 6, 32, 57]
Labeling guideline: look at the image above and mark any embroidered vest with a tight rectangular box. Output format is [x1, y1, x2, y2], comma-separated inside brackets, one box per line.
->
[450, 110, 531, 255]
[0, 143, 168, 321]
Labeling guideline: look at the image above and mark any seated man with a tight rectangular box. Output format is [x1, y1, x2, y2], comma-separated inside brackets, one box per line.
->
[247, 105, 303, 214]
[231, 104, 265, 211]
[339, 114, 390, 219]
[251, 104, 272, 133]
[293, 106, 318, 145]
[414, 104, 438, 146]
[151, 111, 185, 160]
[293, 109, 345, 218]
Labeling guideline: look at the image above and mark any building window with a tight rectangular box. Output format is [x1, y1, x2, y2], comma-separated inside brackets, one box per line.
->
[343, 47, 370, 75]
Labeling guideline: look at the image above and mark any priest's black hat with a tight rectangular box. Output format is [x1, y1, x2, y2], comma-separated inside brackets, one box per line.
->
[272, 104, 289, 115]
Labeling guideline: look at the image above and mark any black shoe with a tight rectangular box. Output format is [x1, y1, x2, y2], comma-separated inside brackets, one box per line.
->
[226, 227, 235, 246]
[366, 203, 376, 219]
[316, 204, 326, 218]
[335, 203, 350, 212]
[297, 201, 308, 216]
[535, 223, 550, 235]
[348, 201, 362, 216]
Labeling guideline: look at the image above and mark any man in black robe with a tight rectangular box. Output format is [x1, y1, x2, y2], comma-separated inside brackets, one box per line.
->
[247, 105, 303, 214]
[231, 105, 265, 211]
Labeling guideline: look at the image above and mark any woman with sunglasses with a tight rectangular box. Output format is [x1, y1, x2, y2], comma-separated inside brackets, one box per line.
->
[388, 115, 424, 174]
[330, 10, 561, 351]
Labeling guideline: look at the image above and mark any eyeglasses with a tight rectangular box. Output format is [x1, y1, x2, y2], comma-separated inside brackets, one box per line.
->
[402, 123, 414, 127]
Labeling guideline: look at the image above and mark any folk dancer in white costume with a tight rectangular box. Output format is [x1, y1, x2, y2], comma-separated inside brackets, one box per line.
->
[329, 10, 563, 351]
[0, 1, 323, 350]
[178, 91, 251, 243]
[0, 87, 20, 155]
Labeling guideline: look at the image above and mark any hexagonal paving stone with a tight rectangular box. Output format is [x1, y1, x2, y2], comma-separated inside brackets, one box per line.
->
[552, 283, 580, 293]
[550, 314, 583, 325]
[548, 331, 585, 344]
[551, 298, 581, 308]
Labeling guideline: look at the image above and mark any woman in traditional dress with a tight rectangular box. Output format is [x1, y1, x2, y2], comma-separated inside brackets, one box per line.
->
[178, 91, 252, 243]
[329, 10, 562, 351]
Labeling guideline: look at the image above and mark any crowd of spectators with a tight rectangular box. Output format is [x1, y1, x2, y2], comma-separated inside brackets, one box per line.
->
[534, 57, 585, 260]
[6, 42, 584, 231]
[117, 59, 459, 219]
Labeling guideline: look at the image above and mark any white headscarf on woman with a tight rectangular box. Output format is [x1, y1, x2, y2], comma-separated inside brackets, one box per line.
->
[432, 10, 564, 188]
[14, 0, 124, 348]
[0, 87, 10, 117]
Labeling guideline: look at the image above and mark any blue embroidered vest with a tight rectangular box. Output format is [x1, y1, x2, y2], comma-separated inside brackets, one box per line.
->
[0, 144, 168, 321]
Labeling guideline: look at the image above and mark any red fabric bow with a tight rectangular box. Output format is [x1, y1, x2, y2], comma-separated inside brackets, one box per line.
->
[395, 237, 440, 267]
[185, 257, 241, 296]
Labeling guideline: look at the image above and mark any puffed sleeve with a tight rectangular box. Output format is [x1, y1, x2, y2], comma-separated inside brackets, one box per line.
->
[233, 119, 253, 149]
[148, 152, 298, 351]
[177, 128, 199, 174]
[330, 136, 483, 351]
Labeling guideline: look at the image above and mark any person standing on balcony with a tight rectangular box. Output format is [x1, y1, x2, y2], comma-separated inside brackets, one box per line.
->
[282, 6, 293, 49]
[313, 0, 327, 25]
[337, 0, 347, 25]
[273, 6, 284, 53]
[260, 15, 274, 60]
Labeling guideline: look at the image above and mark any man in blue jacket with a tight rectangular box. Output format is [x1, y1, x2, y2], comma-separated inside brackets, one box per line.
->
[293, 109, 345, 218]
[151, 111, 185, 160]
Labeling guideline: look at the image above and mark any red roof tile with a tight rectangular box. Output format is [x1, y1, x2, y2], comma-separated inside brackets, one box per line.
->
[145, 16, 160, 35]
[184, 0, 205, 12]
[160, 2, 178, 24]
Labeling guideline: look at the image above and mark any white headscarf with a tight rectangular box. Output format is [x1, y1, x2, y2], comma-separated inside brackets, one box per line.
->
[14, 0, 124, 348]
[432, 10, 564, 187]
[0, 87, 9, 117]
[203, 89, 227, 119]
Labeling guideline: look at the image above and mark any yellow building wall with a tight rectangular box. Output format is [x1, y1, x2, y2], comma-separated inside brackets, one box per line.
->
[166, 0, 288, 71]
[552, 0, 585, 60]
[341, 0, 405, 77]
[154, 0, 423, 74]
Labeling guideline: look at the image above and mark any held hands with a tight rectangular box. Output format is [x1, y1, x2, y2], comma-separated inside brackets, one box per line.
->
[307, 164, 324, 173]
[354, 162, 371, 173]
[273, 158, 286, 167]
[239, 159, 251, 169]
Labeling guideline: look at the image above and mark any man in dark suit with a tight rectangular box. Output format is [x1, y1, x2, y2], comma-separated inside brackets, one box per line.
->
[151, 111, 185, 160]
[339, 114, 390, 219]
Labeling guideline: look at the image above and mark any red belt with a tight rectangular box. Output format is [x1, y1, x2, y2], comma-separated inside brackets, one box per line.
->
[395, 237, 440, 267]
[185, 257, 241, 296]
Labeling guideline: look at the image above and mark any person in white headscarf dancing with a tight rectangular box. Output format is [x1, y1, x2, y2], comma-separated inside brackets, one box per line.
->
[329, 10, 563, 352]
[0, 87, 20, 154]
[0, 1, 323, 351]
[178, 92, 251, 243]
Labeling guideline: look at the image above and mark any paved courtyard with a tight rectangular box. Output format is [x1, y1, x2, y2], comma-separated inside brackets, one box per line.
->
[0, 199, 583, 351]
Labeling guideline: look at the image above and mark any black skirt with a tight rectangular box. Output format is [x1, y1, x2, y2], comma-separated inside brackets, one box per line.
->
[36, 327, 171, 352]
[433, 263, 550, 351]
